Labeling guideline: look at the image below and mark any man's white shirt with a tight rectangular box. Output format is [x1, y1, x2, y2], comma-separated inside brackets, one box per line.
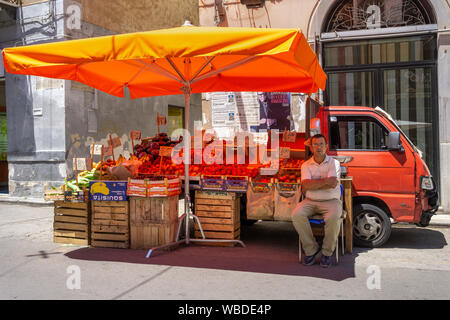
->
[301, 154, 341, 201]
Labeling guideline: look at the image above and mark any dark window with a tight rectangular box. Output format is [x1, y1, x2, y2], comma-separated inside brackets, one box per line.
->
[324, 35, 436, 67]
[330, 116, 389, 150]
[323, 35, 438, 179]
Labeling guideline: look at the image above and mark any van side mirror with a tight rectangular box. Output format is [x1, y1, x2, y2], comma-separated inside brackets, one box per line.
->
[387, 132, 404, 152]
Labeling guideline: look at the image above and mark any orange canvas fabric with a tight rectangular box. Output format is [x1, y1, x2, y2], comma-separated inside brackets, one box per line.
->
[2, 26, 326, 98]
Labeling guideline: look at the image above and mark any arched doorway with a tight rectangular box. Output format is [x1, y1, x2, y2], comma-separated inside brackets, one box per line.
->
[321, 0, 439, 183]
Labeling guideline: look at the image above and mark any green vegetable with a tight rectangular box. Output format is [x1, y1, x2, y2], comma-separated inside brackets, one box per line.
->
[65, 169, 100, 192]
[66, 180, 80, 192]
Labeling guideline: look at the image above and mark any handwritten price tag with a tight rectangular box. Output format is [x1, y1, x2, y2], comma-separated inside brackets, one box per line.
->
[109, 136, 122, 148]
[283, 131, 297, 143]
[157, 114, 167, 125]
[73, 158, 92, 171]
[92, 144, 103, 156]
[160, 146, 173, 157]
[280, 147, 291, 159]
[103, 146, 113, 157]
[130, 130, 141, 140]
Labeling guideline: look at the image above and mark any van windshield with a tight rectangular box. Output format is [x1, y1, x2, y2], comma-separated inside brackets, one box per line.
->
[374, 107, 422, 158]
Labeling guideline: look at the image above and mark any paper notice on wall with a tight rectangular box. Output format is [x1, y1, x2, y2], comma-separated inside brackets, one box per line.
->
[291, 94, 306, 133]
[211, 92, 237, 128]
[235, 92, 260, 131]
[211, 92, 261, 134]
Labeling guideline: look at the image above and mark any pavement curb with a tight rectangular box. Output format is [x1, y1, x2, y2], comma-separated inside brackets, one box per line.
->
[429, 215, 450, 227]
[0, 195, 53, 207]
[0, 195, 449, 225]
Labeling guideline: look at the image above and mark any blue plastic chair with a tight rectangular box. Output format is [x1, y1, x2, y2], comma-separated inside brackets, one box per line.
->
[298, 185, 346, 264]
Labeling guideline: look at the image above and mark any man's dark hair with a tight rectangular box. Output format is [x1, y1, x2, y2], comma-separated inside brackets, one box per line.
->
[311, 134, 327, 144]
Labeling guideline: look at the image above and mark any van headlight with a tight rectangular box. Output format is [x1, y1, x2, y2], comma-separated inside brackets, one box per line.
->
[420, 176, 434, 190]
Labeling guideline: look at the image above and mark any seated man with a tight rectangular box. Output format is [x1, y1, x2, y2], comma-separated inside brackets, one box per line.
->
[292, 134, 341, 268]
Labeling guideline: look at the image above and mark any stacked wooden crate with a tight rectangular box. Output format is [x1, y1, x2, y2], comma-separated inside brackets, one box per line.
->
[53, 201, 90, 245]
[129, 195, 179, 249]
[91, 201, 130, 248]
[194, 190, 240, 246]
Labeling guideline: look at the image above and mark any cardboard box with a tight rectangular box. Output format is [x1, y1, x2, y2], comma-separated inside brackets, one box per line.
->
[89, 181, 128, 201]
[127, 179, 147, 197]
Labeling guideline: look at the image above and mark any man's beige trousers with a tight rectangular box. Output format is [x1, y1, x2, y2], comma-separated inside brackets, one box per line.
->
[292, 198, 342, 257]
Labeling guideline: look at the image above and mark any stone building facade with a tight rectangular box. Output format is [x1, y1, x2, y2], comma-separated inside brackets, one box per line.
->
[199, 0, 450, 212]
[0, 0, 201, 198]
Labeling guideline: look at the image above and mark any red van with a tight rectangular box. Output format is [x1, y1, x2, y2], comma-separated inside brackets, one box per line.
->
[317, 106, 439, 247]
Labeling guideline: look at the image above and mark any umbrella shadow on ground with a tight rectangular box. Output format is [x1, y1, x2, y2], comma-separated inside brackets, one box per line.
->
[65, 221, 358, 281]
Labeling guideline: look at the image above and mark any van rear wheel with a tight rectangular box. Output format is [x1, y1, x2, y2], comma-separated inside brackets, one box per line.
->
[353, 204, 391, 248]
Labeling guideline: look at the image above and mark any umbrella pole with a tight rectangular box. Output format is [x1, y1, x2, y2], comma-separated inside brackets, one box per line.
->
[184, 92, 191, 244]
[180, 91, 244, 247]
[145, 90, 245, 258]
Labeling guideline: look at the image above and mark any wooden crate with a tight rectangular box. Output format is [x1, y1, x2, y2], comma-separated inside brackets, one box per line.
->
[129, 196, 180, 249]
[194, 190, 240, 246]
[91, 201, 130, 249]
[130, 222, 178, 250]
[129, 195, 179, 224]
[53, 201, 90, 245]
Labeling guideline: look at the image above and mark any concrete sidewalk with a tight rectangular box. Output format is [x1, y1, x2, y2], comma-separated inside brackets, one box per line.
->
[1, 194, 449, 227]
[1, 200, 450, 300]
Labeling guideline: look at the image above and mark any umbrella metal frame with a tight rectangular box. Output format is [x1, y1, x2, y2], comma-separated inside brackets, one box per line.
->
[145, 56, 256, 258]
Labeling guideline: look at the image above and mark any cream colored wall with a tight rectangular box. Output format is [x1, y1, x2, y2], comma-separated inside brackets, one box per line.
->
[200, 0, 450, 212]
[20, 0, 48, 5]
[74, 0, 199, 33]
[199, 0, 317, 36]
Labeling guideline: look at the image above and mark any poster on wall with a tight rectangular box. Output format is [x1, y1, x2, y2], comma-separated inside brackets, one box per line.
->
[251, 92, 291, 132]
[210, 91, 292, 139]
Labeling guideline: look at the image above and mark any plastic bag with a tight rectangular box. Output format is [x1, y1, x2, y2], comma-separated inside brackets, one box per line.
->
[121, 160, 141, 178]
[274, 183, 301, 221]
[246, 182, 274, 220]
[108, 164, 133, 180]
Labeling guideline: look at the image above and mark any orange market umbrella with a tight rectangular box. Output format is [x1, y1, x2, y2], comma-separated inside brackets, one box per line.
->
[2, 25, 326, 252]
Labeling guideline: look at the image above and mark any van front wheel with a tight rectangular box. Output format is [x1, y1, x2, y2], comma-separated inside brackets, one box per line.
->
[353, 204, 391, 248]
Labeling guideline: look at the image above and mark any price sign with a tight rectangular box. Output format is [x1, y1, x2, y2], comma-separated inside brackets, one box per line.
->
[130, 130, 141, 140]
[103, 146, 113, 157]
[283, 131, 297, 143]
[160, 146, 173, 157]
[92, 144, 103, 156]
[157, 114, 167, 126]
[280, 147, 291, 159]
[73, 158, 92, 171]
[109, 136, 122, 148]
